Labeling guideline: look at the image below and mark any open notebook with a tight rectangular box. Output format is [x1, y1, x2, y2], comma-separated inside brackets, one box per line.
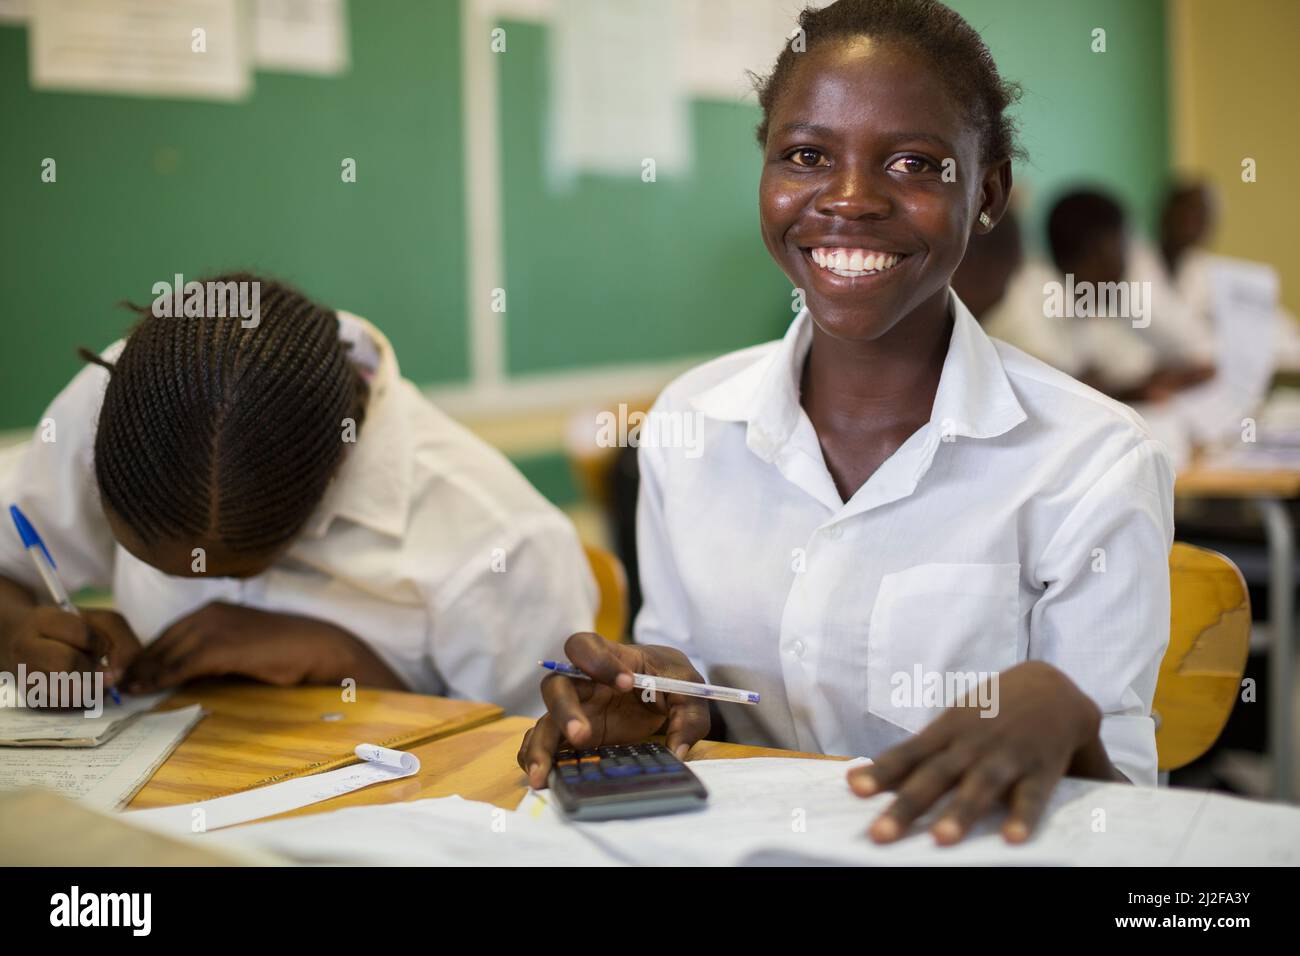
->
[194, 756, 1300, 866]
[0, 690, 171, 747]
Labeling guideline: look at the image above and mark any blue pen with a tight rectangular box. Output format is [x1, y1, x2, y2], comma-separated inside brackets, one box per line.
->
[8, 505, 121, 706]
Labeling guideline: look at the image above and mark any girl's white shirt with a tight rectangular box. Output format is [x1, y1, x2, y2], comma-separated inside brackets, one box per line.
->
[635, 291, 1175, 785]
[0, 312, 597, 716]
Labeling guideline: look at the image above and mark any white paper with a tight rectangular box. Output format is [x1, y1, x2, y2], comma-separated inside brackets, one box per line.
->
[0, 704, 204, 810]
[0, 691, 170, 745]
[547, 0, 690, 184]
[253, 0, 348, 75]
[683, 0, 802, 101]
[30, 0, 251, 101]
[521, 757, 1300, 866]
[108, 754, 1300, 865]
[0, 0, 29, 24]
[206, 794, 621, 866]
[1171, 256, 1280, 446]
[1175, 793, 1300, 865]
[125, 743, 421, 834]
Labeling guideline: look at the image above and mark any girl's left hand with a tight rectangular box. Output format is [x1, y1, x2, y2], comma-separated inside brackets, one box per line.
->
[847, 660, 1123, 846]
[124, 602, 406, 692]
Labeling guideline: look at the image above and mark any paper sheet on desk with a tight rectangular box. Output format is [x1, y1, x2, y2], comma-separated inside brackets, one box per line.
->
[0, 705, 204, 810]
[517, 757, 1300, 866]
[0, 691, 172, 746]
[137, 755, 1300, 866]
[126, 744, 421, 835]
[205, 795, 621, 866]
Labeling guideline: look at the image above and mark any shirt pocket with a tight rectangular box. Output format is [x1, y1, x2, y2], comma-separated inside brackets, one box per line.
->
[866, 562, 1020, 735]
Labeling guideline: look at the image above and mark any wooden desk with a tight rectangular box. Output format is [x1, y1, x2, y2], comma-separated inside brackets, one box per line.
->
[127, 680, 502, 809]
[1176, 465, 1300, 499]
[229, 715, 843, 824]
[1175, 460, 1300, 800]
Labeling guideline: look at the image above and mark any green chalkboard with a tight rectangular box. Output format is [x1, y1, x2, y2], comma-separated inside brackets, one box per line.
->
[0, 1, 467, 431]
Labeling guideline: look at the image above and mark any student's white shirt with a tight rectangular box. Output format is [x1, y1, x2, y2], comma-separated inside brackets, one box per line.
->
[0, 313, 597, 715]
[1126, 239, 1216, 369]
[635, 292, 1174, 785]
[983, 260, 1159, 392]
[1174, 248, 1300, 372]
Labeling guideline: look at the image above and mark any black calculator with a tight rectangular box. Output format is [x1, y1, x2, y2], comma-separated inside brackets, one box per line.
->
[547, 743, 708, 821]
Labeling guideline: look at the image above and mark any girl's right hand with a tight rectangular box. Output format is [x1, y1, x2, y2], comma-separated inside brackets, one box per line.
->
[516, 632, 711, 790]
[0, 606, 141, 692]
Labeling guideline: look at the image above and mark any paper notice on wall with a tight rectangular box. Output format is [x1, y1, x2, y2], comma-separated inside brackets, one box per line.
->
[547, 0, 691, 185]
[29, 0, 251, 101]
[0, 0, 30, 24]
[253, 0, 349, 75]
[683, 0, 806, 102]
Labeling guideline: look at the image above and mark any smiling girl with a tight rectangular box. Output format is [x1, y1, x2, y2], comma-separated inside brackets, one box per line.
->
[519, 0, 1174, 845]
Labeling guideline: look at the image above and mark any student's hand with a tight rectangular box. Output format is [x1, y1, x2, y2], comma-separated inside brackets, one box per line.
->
[0, 606, 141, 693]
[517, 632, 711, 790]
[847, 661, 1122, 846]
[124, 601, 405, 692]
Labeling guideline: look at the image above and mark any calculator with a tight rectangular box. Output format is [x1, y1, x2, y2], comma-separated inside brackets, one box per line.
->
[547, 742, 709, 821]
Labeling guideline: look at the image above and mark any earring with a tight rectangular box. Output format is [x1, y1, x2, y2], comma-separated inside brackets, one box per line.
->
[979, 211, 992, 228]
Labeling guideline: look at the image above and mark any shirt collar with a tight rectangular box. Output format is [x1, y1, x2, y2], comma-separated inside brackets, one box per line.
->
[300, 311, 412, 540]
[691, 289, 1026, 460]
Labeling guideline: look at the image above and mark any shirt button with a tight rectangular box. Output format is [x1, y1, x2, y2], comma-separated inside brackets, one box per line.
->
[792, 640, 806, 658]
[825, 525, 843, 539]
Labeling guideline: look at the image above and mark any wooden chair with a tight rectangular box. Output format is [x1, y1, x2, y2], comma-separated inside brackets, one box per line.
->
[1154, 542, 1252, 771]
[564, 399, 654, 510]
[584, 543, 629, 643]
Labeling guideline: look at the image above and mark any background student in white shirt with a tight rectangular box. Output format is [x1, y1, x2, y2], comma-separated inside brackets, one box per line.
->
[986, 189, 1216, 402]
[0, 274, 595, 715]
[519, 0, 1175, 846]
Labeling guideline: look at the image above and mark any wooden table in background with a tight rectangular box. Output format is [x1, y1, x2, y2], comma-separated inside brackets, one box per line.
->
[127, 680, 502, 809]
[1175, 460, 1300, 800]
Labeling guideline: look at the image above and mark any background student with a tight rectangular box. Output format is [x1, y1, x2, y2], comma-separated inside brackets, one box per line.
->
[985, 189, 1215, 403]
[0, 274, 596, 713]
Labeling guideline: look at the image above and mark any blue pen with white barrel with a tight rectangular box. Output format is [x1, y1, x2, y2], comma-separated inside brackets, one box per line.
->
[8, 504, 121, 706]
[538, 659, 760, 705]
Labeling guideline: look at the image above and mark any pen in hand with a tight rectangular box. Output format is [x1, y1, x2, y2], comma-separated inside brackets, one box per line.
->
[538, 659, 760, 705]
[8, 505, 121, 706]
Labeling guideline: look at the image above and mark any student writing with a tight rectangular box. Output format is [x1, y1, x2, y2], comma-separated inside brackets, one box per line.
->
[0, 274, 596, 713]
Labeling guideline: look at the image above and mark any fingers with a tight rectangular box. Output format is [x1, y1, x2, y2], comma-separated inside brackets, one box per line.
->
[848, 724, 949, 798]
[29, 607, 94, 652]
[563, 632, 635, 691]
[22, 635, 96, 676]
[867, 749, 971, 844]
[540, 673, 597, 747]
[517, 714, 565, 790]
[930, 753, 1021, 845]
[125, 624, 205, 692]
[663, 695, 710, 760]
[83, 611, 142, 683]
[20, 608, 96, 675]
[1003, 771, 1056, 844]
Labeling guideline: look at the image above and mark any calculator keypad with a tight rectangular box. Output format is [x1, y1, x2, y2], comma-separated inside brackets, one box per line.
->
[548, 741, 707, 819]
[554, 743, 689, 786]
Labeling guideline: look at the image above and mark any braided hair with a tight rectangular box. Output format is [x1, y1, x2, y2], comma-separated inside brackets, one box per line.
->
[82, 273, 368, 556]
[753, 0, 1025, 166]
